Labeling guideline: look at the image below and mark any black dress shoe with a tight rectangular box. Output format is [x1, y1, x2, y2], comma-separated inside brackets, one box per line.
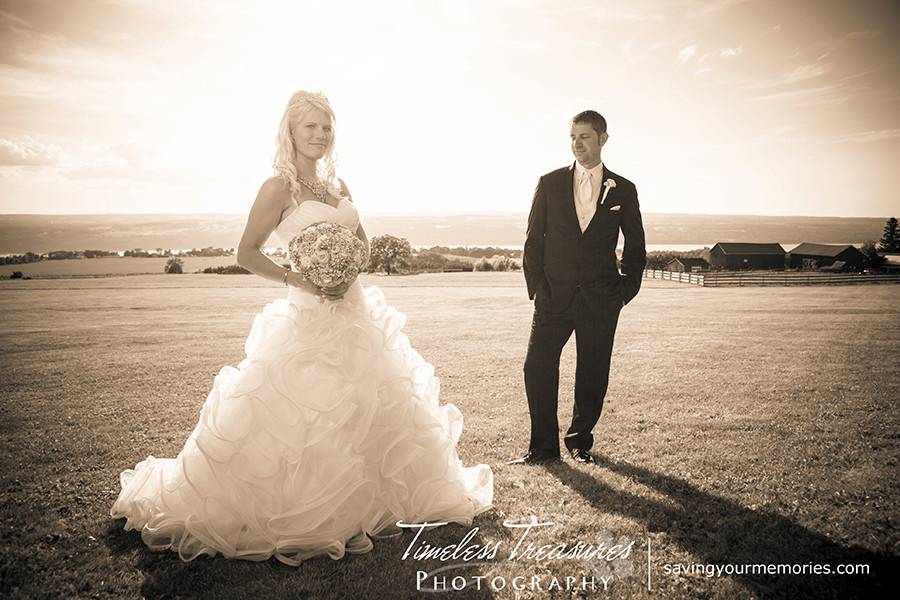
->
[507, 451, 560, 465]
[569, 448, 595, 464]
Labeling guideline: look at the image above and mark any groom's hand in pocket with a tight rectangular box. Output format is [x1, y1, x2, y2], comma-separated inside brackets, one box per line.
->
[620, 274, 640, 305]
[533, 277, 549, 302]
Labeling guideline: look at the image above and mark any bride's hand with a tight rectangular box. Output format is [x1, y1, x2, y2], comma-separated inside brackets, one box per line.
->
[284, 271, 321, 296]
[285, 271, 352, 301]
[321, 280, 352, 300]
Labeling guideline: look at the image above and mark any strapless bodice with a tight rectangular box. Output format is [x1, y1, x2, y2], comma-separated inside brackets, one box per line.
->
[274, 198, 359, 248]
[273, 197, 365, 308]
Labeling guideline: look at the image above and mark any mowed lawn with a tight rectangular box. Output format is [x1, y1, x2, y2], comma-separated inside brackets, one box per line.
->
[0, 256, 239, 278]
[1, 273, 897, 599]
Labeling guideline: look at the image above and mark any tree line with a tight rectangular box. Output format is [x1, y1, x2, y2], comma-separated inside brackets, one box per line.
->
[170, 236, 523, 276]
[2, 247, 235, 265]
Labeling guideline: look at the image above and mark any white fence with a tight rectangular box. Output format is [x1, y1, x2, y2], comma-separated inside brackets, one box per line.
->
[642, 269, 900, 287]
[643, 270, 705, 285]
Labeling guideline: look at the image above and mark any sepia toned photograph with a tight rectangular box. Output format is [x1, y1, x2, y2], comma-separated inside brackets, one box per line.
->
[1, 1, 898, 598]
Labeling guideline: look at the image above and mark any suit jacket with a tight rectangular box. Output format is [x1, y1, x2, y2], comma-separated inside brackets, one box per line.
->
[523, 163, 646, 313]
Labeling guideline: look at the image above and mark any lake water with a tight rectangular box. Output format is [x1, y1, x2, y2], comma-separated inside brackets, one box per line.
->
[395, 242, 862, 252]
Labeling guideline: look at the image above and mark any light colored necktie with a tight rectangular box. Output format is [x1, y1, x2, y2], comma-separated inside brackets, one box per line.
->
[579, 172, 592, 207]
[577, 171, 593, 231]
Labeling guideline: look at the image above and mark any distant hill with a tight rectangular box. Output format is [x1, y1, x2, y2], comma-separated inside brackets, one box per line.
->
[0, 213, 889, 253]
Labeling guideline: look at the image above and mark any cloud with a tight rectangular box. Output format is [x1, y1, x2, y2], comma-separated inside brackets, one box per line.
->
[678, 44, 697, 64]
[109, 142, 153, 168]
[62, 164, 195, 184]
[750, 62, 831, 89]
[0, 1, 190, 75]
[0, 8, 31, 29]
[721, 45, 743, 57]
[600, 10, 665, 22]
[0, 138, 61, 166]
[694, 67, 712, 76]
[825, 129, 900, 144]
[844, 29, 882, 41]
[755, 83, 851, 108]
[536, 3, 664, 23]
[62, 165, 140, 180]
[753, 67, 881, 108]
[688, 0, 751, 19]
[779, 63, 831, 85]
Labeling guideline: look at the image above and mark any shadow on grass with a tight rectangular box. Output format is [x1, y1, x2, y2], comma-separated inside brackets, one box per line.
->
[103, 516, 494, 600]
[544, 455, 893, 599]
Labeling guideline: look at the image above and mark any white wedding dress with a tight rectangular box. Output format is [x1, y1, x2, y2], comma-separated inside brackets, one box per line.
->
[110, 198, 493, 565]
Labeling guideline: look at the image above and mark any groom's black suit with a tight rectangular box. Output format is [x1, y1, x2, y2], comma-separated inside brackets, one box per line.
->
[522, 163, 646, 456]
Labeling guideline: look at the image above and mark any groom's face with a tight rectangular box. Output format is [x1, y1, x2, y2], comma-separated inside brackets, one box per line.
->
[570, 122, 607, 168]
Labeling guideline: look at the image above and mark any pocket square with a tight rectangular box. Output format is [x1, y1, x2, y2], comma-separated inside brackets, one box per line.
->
[609, 205, 621, 211]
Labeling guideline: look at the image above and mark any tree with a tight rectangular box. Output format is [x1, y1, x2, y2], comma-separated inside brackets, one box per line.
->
[473, 257, 494, 272]
[407, 251, 447, 273]
[861, 240, 886, 268]
[369, 235, 411, 275]
[878, 217, 899, 252]
[164, 257, 184, 274]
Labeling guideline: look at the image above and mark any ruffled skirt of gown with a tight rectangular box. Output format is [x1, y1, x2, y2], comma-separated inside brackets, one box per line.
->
[110, 282, 493, 565]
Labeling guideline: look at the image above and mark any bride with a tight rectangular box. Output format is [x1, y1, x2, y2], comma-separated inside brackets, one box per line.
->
[110, 90, 493, 565]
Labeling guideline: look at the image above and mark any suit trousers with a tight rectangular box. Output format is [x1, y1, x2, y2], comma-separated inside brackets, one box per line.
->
[523, 290, 621, 456]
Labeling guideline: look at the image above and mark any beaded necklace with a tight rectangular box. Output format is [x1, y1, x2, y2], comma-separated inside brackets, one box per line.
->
[297, 175, 328, 203]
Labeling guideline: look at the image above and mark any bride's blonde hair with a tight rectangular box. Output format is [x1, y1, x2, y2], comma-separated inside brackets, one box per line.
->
[273, 91, 340, 200]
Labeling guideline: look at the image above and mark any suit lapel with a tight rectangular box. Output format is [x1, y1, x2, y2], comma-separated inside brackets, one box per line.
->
[562, 162, 581, 234]
[600, 166, 621, 208]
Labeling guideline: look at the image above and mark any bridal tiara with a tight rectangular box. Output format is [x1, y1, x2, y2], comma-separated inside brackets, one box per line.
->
[287, 91, 332, 112]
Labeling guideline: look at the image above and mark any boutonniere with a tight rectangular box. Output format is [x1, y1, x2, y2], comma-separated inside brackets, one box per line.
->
[600, 178, 617, 205]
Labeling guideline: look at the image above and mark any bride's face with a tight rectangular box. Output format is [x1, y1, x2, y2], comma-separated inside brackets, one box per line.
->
[291, 108, 334, 162]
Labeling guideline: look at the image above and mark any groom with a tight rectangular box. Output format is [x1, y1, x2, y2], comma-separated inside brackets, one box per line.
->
[513, 110, 646, 465]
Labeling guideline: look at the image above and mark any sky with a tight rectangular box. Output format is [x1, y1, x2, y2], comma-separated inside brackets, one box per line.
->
[1, 0, 899, 217]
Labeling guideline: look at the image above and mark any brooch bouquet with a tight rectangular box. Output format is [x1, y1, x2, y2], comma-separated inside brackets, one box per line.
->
[288, 222, 369, 289]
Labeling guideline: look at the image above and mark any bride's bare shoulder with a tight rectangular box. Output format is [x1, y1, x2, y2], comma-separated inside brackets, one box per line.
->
[258, 176, 291, 198]
[253, 176, 292, 210]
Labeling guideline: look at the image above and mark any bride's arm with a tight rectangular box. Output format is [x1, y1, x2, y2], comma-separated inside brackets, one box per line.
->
[236, 178, 318, 293]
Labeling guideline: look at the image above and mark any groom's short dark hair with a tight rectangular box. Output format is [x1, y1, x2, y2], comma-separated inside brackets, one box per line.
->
[572, 110, 607, 136]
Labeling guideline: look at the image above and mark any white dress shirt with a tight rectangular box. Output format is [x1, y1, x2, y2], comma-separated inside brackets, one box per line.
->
[573, 161, 603, 233]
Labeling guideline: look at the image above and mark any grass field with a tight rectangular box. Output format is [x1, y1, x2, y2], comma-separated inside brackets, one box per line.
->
[0, 257, 240, 278]
[1, 272, 897, 599]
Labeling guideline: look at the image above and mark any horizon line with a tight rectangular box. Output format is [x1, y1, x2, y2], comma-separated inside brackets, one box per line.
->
[0, 212, 894, 220]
